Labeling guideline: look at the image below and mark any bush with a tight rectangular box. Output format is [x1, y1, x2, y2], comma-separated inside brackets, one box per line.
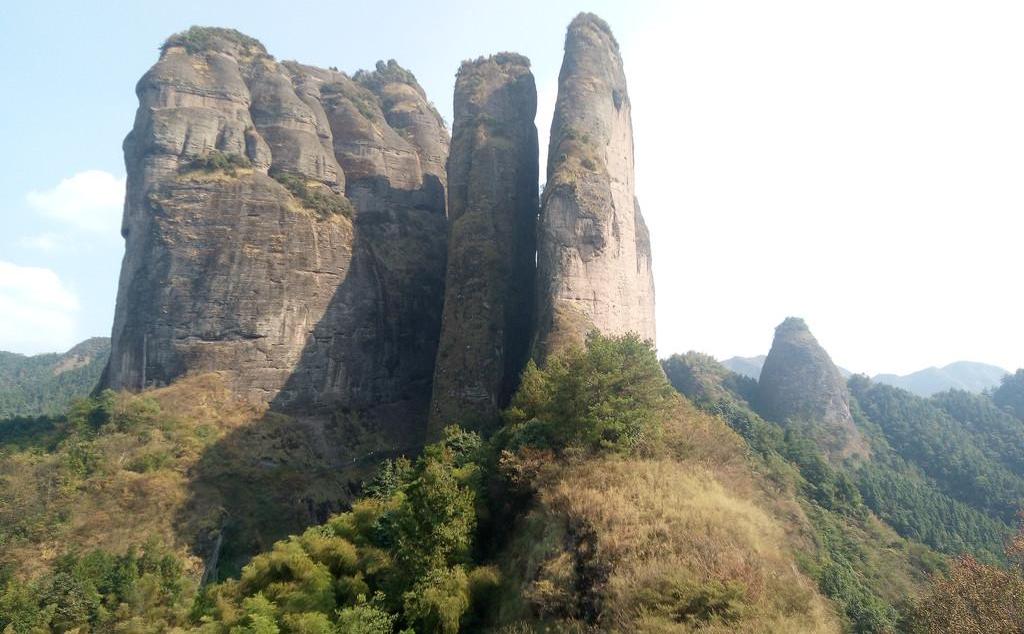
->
[272, 172, 354, 219]
[181, 150, 252, 176]
[502, 332, 672, 455]
[162, 26, 266, 56]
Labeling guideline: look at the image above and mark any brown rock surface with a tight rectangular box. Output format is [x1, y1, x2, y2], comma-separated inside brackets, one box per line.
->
[534, 13, 656, 360]
[428, 53, 539, 437]
[104, 28, 448, 436]
[756, 317, 869, 461]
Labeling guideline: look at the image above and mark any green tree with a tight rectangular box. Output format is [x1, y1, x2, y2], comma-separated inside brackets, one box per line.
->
[994, 369, 1024, 421]
[504, 332, 672, 454]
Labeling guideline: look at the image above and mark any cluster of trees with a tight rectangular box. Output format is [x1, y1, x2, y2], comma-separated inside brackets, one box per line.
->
[909, 523, 1024, 633]
[192, 426, 491, 633]
[994, 370, 1024, 420]
[850, 377, 1024, 525]
[0, 541, 188, 631]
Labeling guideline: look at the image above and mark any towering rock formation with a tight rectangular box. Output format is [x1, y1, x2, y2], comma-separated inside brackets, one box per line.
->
[534, 13, 656, 360]
[757, 318, 869, 461]
[428, 54, 539, 437]
[103, 28, 448, 431]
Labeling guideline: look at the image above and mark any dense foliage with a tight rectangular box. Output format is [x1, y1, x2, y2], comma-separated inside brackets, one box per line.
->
[192, 426, 492, 633]
[931, 388, 1024, 478]
[994, 369, 1024, 421]
[0, 338, 109, 419]
[909, 524, 1024, 633]
[502, 332, 673, 455]
[850, 377, 1024, 526]
[0, 541, 190, 632]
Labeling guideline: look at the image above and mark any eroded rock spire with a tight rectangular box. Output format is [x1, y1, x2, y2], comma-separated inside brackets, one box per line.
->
[428, 53, 539, 437]
[533, 13, 656, 360]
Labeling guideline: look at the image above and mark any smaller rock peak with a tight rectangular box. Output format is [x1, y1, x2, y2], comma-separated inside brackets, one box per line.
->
[161, 26, 267, 58]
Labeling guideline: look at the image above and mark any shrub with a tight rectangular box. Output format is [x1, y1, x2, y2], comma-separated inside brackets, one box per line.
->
[502, 332, 672, 455]
[335, 596, 398, 634]
[402, 566, 471, 634]
[162, 26, 266, 56]
[181, 150, 252, 176]
[272, 172, 354, 219]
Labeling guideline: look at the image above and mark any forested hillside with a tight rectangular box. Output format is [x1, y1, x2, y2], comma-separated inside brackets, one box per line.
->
[0, 338, 109, 419]
[1, 335, 849, 632]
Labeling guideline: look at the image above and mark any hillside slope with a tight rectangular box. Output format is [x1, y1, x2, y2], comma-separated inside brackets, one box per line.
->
[0, 338, 109, 418]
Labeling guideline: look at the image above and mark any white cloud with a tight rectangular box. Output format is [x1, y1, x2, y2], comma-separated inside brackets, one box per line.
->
[18, 233, 63, 252]
[0, 261, 79, 354]
[26, 170, 125, 235]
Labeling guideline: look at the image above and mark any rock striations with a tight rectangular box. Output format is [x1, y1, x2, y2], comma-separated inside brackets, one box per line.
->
[428, 54, 539, 438]
[104, 15, 655, 442]
[756, 317, 869, 461]
[534, 13, 656, 360]
[104, 27, 448, 432]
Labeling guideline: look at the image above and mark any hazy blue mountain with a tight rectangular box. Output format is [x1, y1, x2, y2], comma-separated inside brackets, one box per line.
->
[723, 354, 852, 379]
[873, 361, 1008, 397]
[721, 355, 767, 379]
[722, 354, 1003, 397]
[0, 337, 110, 418]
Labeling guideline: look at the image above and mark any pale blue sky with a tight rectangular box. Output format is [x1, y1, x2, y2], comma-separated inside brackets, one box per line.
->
[1, 1, 1022, 375]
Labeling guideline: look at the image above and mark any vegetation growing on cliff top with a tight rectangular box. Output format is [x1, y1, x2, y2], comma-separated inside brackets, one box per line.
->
[180, 151, 252, 177]
[162, 26, 267, 56]
[272, 172, 354, 220]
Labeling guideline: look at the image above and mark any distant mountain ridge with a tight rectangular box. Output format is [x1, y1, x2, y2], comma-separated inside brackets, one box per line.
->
[874, 361, 1009, 397]
[0, 337, 110, 418]
[722, 355, 1007, 397]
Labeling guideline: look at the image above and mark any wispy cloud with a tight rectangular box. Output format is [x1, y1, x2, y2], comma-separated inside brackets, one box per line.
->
[0, 260, 79, 354]
[26, 170, 125, 235]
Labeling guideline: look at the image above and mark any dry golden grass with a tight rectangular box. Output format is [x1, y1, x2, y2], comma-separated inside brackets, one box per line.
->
[494, 398, 841, 633]
[0, 374, 260, 578]
[0, 372, 387, 582]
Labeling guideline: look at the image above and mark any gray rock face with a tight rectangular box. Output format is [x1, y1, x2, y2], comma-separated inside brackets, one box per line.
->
[428, 54, 539, 437]
[756, 318, 869, 461]
[534, 13, 656, 360]
[104, 28, 448, 432]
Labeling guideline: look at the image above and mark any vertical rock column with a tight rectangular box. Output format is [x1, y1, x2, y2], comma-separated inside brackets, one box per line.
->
[428, 54, 539, 437]
[533, 13, 656, 361]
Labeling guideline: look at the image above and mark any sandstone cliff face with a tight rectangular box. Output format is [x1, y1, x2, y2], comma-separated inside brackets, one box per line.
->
[428, 54, 539, 437]
[756, 317, 869, 461]
[104, 28, 448, 433]
[534, 14, 656, 360]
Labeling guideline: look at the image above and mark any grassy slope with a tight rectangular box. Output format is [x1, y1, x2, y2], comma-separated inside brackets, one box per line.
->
[493, 399, 843, 633]
[0, 373, 392, 584]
